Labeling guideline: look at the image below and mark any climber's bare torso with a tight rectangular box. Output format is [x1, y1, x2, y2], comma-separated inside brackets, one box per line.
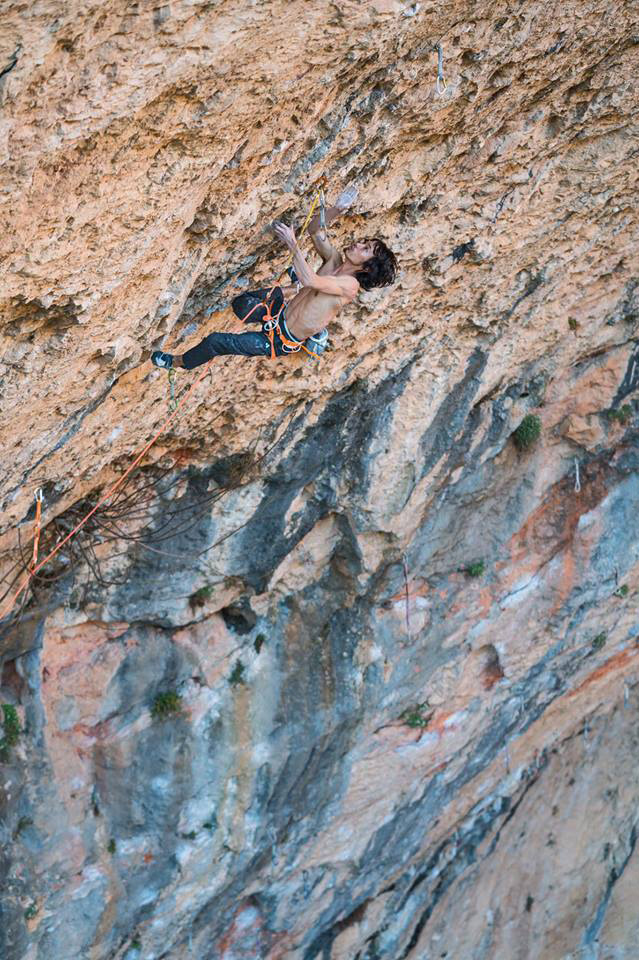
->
[285, 255, 353, 340]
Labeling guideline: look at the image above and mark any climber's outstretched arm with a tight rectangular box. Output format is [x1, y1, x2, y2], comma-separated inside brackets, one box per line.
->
[273, 223, 359, 301]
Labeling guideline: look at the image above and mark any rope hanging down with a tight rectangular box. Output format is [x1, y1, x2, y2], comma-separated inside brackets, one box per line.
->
[30, 489, 44, 573]
[0, 360, 214, 622]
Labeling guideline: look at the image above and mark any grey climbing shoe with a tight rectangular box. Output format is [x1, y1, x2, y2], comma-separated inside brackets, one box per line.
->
[304, 329, 329, 358]
[151, 350, 174, 369]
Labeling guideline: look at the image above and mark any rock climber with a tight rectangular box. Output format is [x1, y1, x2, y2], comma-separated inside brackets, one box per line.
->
[150, 186, 398, 370]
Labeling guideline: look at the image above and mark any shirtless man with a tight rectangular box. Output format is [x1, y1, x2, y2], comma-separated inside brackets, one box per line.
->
[150, 188, 398, 370]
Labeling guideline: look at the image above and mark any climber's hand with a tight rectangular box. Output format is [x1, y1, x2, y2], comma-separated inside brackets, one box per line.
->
[273, 221, 297, 250]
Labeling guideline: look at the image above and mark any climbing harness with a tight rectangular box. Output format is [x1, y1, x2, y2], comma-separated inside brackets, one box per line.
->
[30, 489, 44, 573]
[574, 458, 581, 493]
[167, 367, 178, 412]
[436, 42, 447, 95]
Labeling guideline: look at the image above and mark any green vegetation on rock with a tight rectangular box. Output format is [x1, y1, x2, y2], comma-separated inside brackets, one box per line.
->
[229, 661, 246, 686]
[513, 414, 542, 451]
[151, 691, 182, 719]
[464, 559, 485, 578]
[190, 584, 214, 607]
[0, 704, 21, 762]
[592, 633, 607, 650]
[401, 702, 431, 729]
[607, 404, 632, 424]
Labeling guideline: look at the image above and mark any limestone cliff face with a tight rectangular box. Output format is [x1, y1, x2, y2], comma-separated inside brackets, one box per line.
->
[1, 2, 639, 958]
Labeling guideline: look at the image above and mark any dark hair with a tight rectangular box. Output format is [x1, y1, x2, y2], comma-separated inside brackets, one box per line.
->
[355, 238, 398, 291]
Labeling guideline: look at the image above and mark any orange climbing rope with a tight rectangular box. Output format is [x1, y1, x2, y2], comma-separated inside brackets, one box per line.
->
[0, 360, 213, 622]
[30, 489, 43, 572]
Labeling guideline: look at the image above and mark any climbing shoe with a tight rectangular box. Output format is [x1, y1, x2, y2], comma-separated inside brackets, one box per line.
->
[151, 350, 174, 369]
[304, 329, 329, 358]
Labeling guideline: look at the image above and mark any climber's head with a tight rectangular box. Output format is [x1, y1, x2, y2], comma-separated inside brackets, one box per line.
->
[345, 238, 398, 290]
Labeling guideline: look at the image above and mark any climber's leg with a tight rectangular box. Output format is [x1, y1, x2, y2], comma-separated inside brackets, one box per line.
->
[180, 331, 274, 368]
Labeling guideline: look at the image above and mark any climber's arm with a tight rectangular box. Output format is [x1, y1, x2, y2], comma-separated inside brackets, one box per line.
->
[306, 185, 359, 264]
[273, 223, 359, 301]
[307, 206, 343, 264]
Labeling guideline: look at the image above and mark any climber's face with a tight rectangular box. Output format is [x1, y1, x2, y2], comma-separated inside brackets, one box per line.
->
[344, 239, 377, 266]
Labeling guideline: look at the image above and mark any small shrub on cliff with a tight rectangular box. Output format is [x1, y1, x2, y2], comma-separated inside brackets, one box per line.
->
[592, 633, 607, 650]
[190, 585, 214, 608]
[464, 559, 485, 578]
[607, 404, 632, 424]
[512, 414, 542, 451]
[614, 584, 629, 598]
[151, 691, 182, 719]
[107, 838, 116, 854]
[401, 702, 432, 729]
[24, 903, 38, 921]
[228, 661, 246, 686]
[0, 704, 21, 762]
[254, 633, 266, 654]
[568, 317, 579, 332]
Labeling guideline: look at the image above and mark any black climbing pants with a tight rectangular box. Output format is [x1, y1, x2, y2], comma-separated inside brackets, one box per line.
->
[181, 287, 301, 370]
